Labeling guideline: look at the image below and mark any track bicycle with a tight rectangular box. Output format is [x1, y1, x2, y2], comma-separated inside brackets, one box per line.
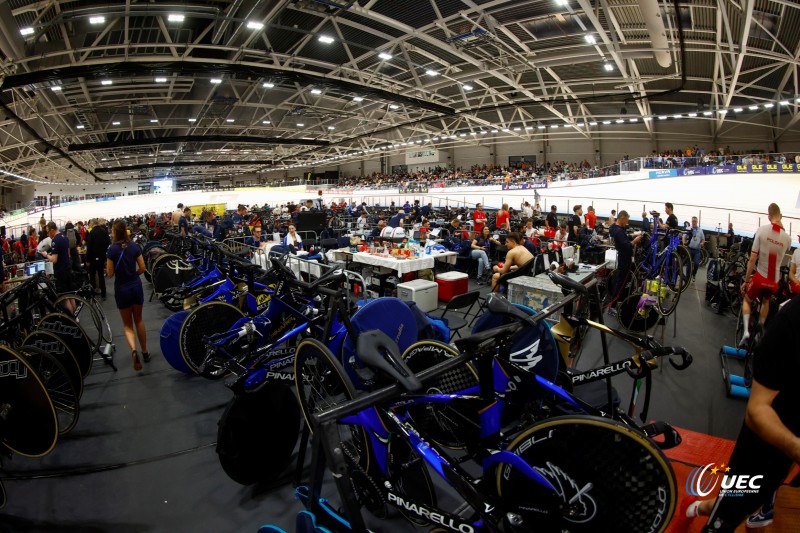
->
[289, 294, 690, 533]
[632, 211, 689, 315]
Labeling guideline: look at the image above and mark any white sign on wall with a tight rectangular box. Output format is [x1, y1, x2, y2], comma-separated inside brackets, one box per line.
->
[406, 148, 439, 165]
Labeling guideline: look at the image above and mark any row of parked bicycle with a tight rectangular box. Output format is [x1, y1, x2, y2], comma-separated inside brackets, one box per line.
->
[127, 227, 697, 532]
[0, 268, 115, 510]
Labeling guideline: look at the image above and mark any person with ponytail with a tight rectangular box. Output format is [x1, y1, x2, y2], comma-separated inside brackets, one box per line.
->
[106, 221, 149, 371]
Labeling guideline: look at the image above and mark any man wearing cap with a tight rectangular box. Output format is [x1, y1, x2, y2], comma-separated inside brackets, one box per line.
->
[546, 205, 558, 230]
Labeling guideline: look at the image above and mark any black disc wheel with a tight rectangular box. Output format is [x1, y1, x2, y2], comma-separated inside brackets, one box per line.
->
[152, 255, 197, 296]
[0, 346, 58, 457]
[180, 301, 244, 378]
[22, 331, 83, 399]
[216, 383, 300, 485]
[52, 294, 103, 354]
[37, 313, 93, 378]
[497, 416, 676, 533]
[294, 339, 371, 473]
[616, 292, 660, 333]
[19, 345, 80, 435]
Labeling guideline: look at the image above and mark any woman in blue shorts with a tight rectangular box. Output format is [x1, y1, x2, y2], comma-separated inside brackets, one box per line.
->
[106, 221, 149, 371]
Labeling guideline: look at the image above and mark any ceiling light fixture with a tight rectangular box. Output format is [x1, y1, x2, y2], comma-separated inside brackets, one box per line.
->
[389, 104, 399, 110]
[51, 86, 61, 92]
[629, 118, 638, 122]
[673, 114, 682, 119]
[615, 119, 624, 123]
[551, 125, 559, 129]
[155, 77, 167, 83]
[226, 119, 234, 122]
[318, 36, 334, 44]
[76, 125, 85, 129]
[20, 27, 34, 36]
[780, 100, 790, 106]
[210, 78, 222, 84]
[491, 129, 498, 133]
[262, 120, 270, 124]
[764, 103, 774, 108]
[167, 14, 185, 22]
[101, 80, 113, 85]
[733, 108, 743, 113]
[688, 113, 697, 117]
[352, 96, 364, 102]
[297, 123, 305, 127]
[425, 69, 439, 76]
[703, 111, 713, 116]
[246, 21, 264, 30]
[538, 125, 546, 129]
[328, 126, 335, 130]
[602, 120, 611, 124]
[718, 109, 728, 114]
[462, 84, 473, 91]
[589, 122, 597, 126]
[378, 52, 392, 60]
[150, 119, 158, 123]
[112, 121, 120, 125]
[89, 16, 105, 25]
[604, 63, 614, 72]
[748, 105, 759, 110]
[311, 89, 322, 95]
[585, 34, 596, 44]
[262, 82, 274, 88]
[188, 118, 196, 122]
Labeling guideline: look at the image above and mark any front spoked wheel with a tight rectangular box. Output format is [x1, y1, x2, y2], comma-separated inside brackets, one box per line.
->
[676, 246, 693, 293]
[655, 251, 684, 316]
[497, 416, 676, 532]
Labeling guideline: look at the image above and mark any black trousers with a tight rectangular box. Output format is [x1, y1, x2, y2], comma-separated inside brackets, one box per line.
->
[703, 422, 792, 532]
[89, 256, 106, 297]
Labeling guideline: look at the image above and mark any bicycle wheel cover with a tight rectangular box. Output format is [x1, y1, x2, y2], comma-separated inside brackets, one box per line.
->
[0, 346, 58, 457]
[153, 256, 197, 296]
[497, 415, 676, 533]
[471, 304, 560, 387]
[216, 383, 300, 485]
[53, 294, 101, 352]
[180, 302, 244, 376]
[37, 313, 93, 378]
[617, 293, 659, 333]
[22, 331, 83, 399]
[341, 298, 417, 388]
[19, 345, 80, 435]
[160, 310, 192, 373]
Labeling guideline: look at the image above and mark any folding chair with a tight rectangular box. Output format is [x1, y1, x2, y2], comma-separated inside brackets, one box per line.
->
[435, 290, 481, 341]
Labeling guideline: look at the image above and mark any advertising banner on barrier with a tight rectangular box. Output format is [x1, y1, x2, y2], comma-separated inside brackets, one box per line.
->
[95, 197, 116, 202]
[648, 169, 679, 178]
[399, 184, 429, 193]
[501, 182, 548, 190]
[316, 188, 354, 195]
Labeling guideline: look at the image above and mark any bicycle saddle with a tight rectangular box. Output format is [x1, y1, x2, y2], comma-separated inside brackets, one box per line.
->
[547, 271, 588, 296]
[487, 293, 532, 322]
[356, 330, 421, 392]
[649, 210, 660, 218]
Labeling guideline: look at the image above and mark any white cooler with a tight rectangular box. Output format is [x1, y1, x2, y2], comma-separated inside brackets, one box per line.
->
[605, 249, 617, 269]
[397, 279, 439, 313]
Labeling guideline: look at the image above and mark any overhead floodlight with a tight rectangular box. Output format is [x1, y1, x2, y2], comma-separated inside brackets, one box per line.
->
[89, 16, 105, 25]
[526, 126, 533, 130]
[491, 129, 498, 133]
[297, 123, 305, 127]
[513, 127, 521, 131]
[168, 14, 185, 22]
[246, 21, 264, 30]
[628, 118, 637, 122]
[328, 126, 335, 130]
[311, 89, 322, 94]
[604, 63, 614, 72]
[425, 69, 439, 76]
[51, 86, 62, 92]
[538, 125, 546, 130]
[589, 122, 598, 126]
[643, 116, 652, 120]
[764, 103, 774, 108]
[226, 119, 234, 122]
[353, 96, 364, 102]
[733, 108, 743, 113]
[603, 120, 612, 124]
[432, 137, 439, 141]
[112, 121, 121, 125]
[20, 27, 34, 36]
[555, 0, 569, 5]
[155, 77, 167, 83]
[378, 52, 392, 60]
[780, 100, 790, 106]
[318, 36, 334, 44]
[188, 118, 196, 122]
[459, 133, 467, 137]
[748, 105, 759, 110]
[673, 114, 682, 119]
[210, 78, 222, 84]
[703, 111, 713, 116]
[585, 34, 596, 44]
[101, 79, 113, 85]
[480, 130, 487, 134]
[615, 119, 624, 123]
[263, 82, 275, 88]
[262, 120, 271, 124]
[551, 125, 559, 129]
[416, 140, 423, 143]
[389, 104, 399, 110]
[150, 119, 159, 123]
[718, 109, 728, 114]
[76, 125, 85, 129]
[687, 113, 697, 117]
[462, 84, 473, 91]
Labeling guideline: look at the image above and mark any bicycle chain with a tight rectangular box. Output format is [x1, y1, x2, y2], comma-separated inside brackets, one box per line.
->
[341, 441, 387, 517]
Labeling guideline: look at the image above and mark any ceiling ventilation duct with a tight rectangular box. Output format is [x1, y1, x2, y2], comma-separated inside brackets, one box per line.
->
[638, 0, 672, 68]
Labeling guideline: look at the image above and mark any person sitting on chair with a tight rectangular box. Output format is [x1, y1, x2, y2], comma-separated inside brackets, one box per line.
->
[491, 232, 533, 291]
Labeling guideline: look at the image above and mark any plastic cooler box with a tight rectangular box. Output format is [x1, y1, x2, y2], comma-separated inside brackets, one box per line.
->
[397, 279, 439, 313]
[435, 272, 468, 302]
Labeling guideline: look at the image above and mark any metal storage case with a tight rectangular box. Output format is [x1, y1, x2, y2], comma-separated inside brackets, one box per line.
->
[396, 279, 439, 313]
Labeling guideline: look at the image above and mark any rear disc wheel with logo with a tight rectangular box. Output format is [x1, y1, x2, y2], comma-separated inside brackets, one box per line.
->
[37, 313, 93, 378]
[22, 331, 83, 399]
[179, 301, 244, 378]
[496, 416, 676, 532]
[19, 345, 80, 435]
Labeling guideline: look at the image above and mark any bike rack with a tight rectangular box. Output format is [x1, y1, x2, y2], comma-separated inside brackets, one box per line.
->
[719, 345, 751, 399]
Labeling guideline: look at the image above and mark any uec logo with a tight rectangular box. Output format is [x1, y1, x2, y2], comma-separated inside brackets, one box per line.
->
[686, 463, 763, 497]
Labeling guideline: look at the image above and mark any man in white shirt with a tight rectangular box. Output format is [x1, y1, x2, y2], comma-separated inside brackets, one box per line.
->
[740, 203, 791, 346]
[356, 212, 368, 231]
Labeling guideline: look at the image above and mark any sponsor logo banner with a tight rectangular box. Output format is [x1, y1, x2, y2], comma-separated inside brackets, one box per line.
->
[686, 462, 764, 498]
[501, 182, 548, 190]
[399, 185, 428, 193]
[648, 169, 679, 178]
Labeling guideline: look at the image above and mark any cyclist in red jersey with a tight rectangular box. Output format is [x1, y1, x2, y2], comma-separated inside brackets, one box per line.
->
[740, 203, 791, 346]
[495, 203, 510, 231]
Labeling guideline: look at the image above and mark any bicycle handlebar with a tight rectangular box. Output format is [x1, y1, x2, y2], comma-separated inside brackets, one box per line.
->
[625, 346, 693, 379]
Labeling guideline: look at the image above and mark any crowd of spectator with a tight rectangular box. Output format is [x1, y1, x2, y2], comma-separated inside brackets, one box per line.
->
[643, 147, 799, 169]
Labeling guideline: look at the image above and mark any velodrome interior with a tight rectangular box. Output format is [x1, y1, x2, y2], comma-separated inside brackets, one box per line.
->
[1, 0, 800, 532]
